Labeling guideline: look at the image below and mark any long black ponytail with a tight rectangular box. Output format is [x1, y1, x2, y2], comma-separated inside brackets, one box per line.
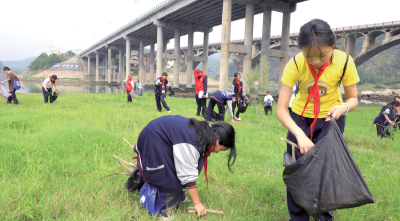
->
[188, 118, 237, 173]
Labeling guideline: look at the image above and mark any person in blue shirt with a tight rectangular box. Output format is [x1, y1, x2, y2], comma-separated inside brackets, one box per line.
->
[132, 115, 236, 217]
[374, 101, 399, 138]
[206, 91, 238, 124]
[154, 72, 174, 113]
[136, 79, 143, 96]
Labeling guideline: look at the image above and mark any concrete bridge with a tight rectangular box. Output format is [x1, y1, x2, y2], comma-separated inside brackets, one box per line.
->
[79, 0, 306, 91]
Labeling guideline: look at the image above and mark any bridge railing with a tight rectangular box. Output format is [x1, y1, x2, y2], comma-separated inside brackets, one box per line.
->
[80, 0, 173, 55]
[333, 21, 400, 32]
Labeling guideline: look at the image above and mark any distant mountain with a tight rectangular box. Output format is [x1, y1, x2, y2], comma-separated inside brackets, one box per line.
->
[0, 56, 37, 74]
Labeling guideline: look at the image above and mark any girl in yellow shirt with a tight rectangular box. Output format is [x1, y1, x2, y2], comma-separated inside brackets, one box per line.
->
[277, 19, 360, 221]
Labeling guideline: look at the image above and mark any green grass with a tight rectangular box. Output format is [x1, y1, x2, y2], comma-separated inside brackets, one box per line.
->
[1, 93, 399, 220]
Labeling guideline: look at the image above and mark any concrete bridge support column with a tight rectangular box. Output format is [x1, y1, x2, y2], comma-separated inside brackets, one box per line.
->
[95, 53, 99, 82]
[112, 55, 116, 82]
[186, 30, 194, 88]
[87, 57, 91, 78]
[163, 41, 168, 74]
[174, 29, 181, 87]
[243, 3, 254, 88]
[202, 31, 209, 76]
[345, 35, 356, 58]
[108, 48, 112, 84]
[362, 34, 375, 53]
[219, 0, 232, 91]
[150, 44, 155, 83]
[384, 31, 394, 42]
[252, 44, 259, 58]
[261, 7, 272, 71]
[156, 26, 163, 79]
[278, 12, 291, 93]
[118, 49, 123, 83]
[139, 41, 145, 84]
[126, 39, 131, 80]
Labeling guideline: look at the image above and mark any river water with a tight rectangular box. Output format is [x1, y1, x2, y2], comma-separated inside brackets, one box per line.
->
[0, 73, 385, 107]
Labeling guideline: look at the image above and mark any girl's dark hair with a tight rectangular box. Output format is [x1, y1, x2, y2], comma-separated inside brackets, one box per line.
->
[395, 96, 400, 100]
[381, 103, 392, 112]
[297, 19, 338, 51]
[51, 75, 57, 79]
[188, 118, 236, 173]
[3, 67, 10, 71]
[392, 101, 400, 107]
[234, 73, 241, 78]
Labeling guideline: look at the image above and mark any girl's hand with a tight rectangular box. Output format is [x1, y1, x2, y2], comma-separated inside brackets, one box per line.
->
[231, 118, 236, 124]
[326, 105, 347, 121]
[194, 202, 206, 217]
[296, 133, 314, 154]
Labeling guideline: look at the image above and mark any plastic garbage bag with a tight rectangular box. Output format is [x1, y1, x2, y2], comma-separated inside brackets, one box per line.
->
[125, 165, 144, 192]
[0, 84, 11, 99]
[139, 183, 164, 216]
[283, 118, 375, 220]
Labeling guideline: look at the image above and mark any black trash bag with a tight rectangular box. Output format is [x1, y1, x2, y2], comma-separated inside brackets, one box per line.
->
[283, 118, 375, 220]
[168, 87, 174, 96]
[52, 92, 59, 102]
[125, 164, 145, 192]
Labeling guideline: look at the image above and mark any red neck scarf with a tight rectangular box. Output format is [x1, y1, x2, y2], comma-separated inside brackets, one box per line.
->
[49, 77, 54, 88]
[301, 60, 330, 140]
[235, 80, 241, 94]
[161, 78, 165, 88]
[204, 146, 211, 190]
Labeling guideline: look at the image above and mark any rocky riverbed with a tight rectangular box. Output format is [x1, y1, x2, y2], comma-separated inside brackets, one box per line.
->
[360, 89, 400, 102]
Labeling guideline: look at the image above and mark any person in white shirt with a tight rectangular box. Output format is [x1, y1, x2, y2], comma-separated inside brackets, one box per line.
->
[263, 91, 275, 115]
[41, 75, 58, 103]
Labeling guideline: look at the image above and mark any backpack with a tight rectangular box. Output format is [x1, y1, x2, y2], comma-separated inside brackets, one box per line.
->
[13, 79, 21, 90]
[266, 99, 272, 106]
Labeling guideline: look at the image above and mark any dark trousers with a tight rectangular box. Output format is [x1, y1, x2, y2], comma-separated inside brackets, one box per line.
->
[206, 98, 225, 122]
[7, 90, 19, 104]
[286, 111, 346, 221]
[264, 105, 272, 115]
[195, 95, 207, 116]
[232, 94, 243, 118]
[155, 94, 170, 112]
[42, 87, 53, 103]
[160, 190, 186, 217]
[127, 91, 132, 102]
[376, 124, 390, 138]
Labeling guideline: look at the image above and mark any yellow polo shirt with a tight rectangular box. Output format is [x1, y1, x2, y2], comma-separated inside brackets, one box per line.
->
[281, 49, 360, 118]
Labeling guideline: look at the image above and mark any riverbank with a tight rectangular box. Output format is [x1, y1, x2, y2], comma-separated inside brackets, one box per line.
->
[361, 89, 400, 103]
[1, 93, 399, 220]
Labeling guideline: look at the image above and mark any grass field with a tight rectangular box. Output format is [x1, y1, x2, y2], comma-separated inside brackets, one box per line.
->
[1, 93, 399, 220]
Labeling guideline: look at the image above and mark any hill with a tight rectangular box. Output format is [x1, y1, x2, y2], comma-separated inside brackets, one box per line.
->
[0, 56, 37, 74]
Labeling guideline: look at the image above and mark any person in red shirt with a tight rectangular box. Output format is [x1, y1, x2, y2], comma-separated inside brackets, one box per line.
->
[194, 69, 208, 117]
[1, 67, 24, 105]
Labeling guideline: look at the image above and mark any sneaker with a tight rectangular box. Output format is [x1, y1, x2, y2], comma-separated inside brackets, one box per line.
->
[234, 116, 241, 121]
[167, 111, 171, 113]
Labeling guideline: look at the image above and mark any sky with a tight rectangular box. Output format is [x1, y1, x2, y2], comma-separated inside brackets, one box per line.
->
[1, 0, 399, 61]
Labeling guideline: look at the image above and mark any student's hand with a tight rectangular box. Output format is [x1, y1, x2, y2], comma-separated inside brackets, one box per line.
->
[194, 202, 206, 217]
[202, 95, 206, 98]
[296, 134, 314, 154]
[326, 105, 347, 121]
[231, 118, 236, 124]
[21, 85, 24, 89]
[45, 89, 48, 92]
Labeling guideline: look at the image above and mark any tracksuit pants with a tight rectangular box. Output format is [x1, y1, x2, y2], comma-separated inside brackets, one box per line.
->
[127, 91, 132, 102]
[42, 87, 53, 103]
[285, 111, 346, 221]
[155, 94, 170, 112]
[195, 95, 207, 117]
[7, 90, 19, 104]
[206, 98, 225, 122]
[231, 94, 243, 118]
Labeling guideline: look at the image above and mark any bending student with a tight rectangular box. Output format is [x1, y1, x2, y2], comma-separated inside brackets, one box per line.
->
[276, 19, 360, 221]
[230, 73, 246, 121]
[133, 115, 236, 217]
[374, 101, 399, 138]
[206, 91, 238, 124]
[41, 75, 58, 103]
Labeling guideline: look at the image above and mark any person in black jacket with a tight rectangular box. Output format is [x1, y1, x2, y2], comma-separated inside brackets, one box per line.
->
[230, 73, 247, 121]
[155, 72, 173, 113]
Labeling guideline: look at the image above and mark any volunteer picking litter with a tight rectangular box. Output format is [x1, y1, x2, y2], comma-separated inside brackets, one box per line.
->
[129, 115, 236, 218]
[276, 19, 360, 221]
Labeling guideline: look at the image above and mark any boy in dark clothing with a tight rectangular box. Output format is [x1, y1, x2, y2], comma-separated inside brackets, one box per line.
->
[230, 73, 247, 121]
[155, 72, 174, 113]
[206, 91, 238, 124]
[1, 67, 24, 104]
[194, 69, 208, 117]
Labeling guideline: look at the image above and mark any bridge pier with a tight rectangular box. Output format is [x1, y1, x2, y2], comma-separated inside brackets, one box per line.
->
[150, 44, 155, 84]
[112, 55, 116, 82]
[125, 38, 131, 80]
[139, 40, 145, 84]
[186, 30, 194, 88]
[95, 52, 99, 82]
[362, 33, 376, 53]
[87, 57, 91, 78]
[118, 49, 123, 84]
[345, 34, 356, 58]
[243, 3, 254, 88]
[202, 31, 210, 76]
[156, 25, 163, 79]
[261, 7, 272, 73]
[219, 0, 232, 91]
[174, 29, 181, 87]
[277, 12, 291, 93]
[108, 48, 112, 84]
[163, 41, 168, 74]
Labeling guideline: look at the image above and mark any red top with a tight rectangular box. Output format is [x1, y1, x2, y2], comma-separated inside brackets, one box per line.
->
[194, 69, 206, 94]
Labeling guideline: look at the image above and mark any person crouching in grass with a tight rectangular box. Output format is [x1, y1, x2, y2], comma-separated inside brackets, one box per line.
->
[206, 91, 238, 124]
[41, 75, 58, 103]
[132, 115, 236, 218]
[374, 101, 399, 137]
[276, 19, 360, 221]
